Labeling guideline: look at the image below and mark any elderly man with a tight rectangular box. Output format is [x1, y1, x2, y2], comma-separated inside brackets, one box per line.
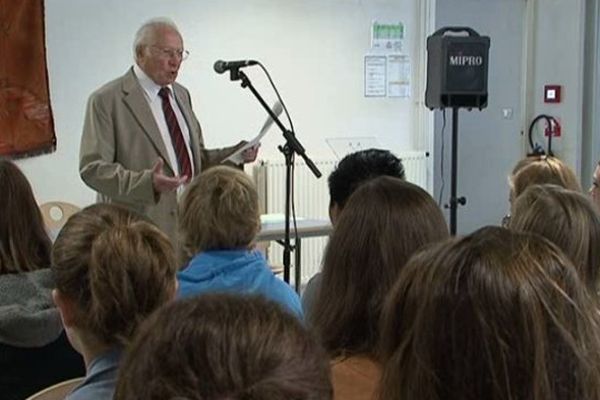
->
[80, 18, 257, 240]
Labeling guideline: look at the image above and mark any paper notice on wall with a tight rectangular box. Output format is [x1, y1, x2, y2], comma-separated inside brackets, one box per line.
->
[387, 55, 411, 98]
[364, 55, 387, 97]
[371, 21, 404, 52]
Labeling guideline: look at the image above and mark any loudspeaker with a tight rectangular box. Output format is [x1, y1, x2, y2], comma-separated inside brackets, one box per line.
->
[425, 27, 490, 109]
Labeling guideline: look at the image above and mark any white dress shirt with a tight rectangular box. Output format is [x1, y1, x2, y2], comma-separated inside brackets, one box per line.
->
[133, 64, 195, 178]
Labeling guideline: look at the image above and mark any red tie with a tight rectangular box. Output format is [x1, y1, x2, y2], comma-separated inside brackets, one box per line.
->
[158, 87, 192, 178]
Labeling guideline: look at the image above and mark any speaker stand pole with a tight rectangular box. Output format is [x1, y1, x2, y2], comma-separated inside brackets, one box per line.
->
[449, 107, 466, 235]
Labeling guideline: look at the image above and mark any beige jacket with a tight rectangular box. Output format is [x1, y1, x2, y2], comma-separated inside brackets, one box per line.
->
[80, 68, 237, 240]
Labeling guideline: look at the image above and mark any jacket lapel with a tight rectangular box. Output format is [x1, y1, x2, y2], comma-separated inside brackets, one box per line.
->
[121, 68, 176, 175]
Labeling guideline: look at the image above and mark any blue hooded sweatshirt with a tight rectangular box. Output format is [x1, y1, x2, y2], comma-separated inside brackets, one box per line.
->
[177, 249, 303, 319]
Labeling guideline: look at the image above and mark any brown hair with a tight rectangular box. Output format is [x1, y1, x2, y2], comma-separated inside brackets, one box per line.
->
[114, 293, 332, 400]
[0, 159, 51, 274]
[179, 166, 259, 259]
[510, 184, 600, 292]
[379, 226, 600, 400]
[510, 155, 581, 201]
[51, 204, 177, 347]
[310, 176, 448, 357]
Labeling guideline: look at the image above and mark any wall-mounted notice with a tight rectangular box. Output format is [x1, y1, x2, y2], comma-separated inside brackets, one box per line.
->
[364, 55, 387, 97]
[371, 21, 404, 52]
[387, 55, 411, 98]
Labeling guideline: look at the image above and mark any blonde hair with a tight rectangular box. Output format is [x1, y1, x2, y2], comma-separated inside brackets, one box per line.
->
[510, 156, 581, 201]
[51, 204, 177, 347]
[379, 226, 600, 400]
[510, 154, 545, 176]
[179, 166, 260, 258]
[510, 184, 600, 292]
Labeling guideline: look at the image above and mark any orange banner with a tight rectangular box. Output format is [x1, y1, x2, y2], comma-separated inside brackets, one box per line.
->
[0, 0, 56, 158]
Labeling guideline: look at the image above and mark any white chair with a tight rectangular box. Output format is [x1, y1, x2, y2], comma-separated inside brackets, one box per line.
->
[39, 201, 80, 240]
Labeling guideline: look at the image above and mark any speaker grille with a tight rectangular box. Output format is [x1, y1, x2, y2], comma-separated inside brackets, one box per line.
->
[446, 42, 487, 92]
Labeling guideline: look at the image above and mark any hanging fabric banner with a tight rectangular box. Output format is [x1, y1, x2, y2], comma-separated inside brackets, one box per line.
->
[0, 0, 56, 158]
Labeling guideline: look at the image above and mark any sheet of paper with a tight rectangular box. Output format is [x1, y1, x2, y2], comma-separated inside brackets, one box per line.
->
[224, 101, 283, 164]
[371, 21, 404, 52]
[387, 54, 411, 98]
[364, 55, 387, 97]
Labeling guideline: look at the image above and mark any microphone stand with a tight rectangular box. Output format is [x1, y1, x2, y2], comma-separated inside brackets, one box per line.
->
[228, 67, 321, 288]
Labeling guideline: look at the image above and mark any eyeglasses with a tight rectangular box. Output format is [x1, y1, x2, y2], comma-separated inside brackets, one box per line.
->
[150, 46, 189, 61]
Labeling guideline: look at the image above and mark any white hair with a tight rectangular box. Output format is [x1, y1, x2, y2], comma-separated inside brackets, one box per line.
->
[133, 17, 181, 62]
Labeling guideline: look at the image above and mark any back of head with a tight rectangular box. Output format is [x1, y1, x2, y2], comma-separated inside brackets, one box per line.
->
[509, 184, 600, 292]
[51, 204, 177, 347]
[179, 166, 260, 258]
[0, 159, 51, 274]
[328, 149, 405, 210]
[379, 226, 600, 400]
[510, 154, 545, 176]
[510, 156, 581, 201]
[114, 294, 332, 400]
[312, 176, 448, 356]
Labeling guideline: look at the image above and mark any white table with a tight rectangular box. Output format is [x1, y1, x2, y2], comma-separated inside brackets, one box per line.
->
[258, 218, 332, 292]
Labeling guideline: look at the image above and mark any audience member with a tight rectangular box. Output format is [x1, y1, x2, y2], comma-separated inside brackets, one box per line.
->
[379, 226, 600, 400]
[509, 155, 581, 201]
[0, 159, 84, 400]
[177, 166, 302, 318]
[302, 149, 405, 313]
[509, 154, 544, 177]
[51, 204, 178, 400]
[310, 177, 448, 400]
[589, 160, 600, 210]
[327, 149, 405, 222]
[114, 293, 332, 400]
[502, 155, 581, 226]
[509, 184, 600, 293]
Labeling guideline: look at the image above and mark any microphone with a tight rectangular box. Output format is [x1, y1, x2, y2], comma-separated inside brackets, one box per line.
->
[213, 59, 258, 74]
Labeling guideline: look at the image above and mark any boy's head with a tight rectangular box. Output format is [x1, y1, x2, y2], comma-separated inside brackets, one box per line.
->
[179, 166, 260, 257]
[328, 149, 405, 223]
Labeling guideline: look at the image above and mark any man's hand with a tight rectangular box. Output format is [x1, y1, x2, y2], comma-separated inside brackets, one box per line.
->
[152, 158, 188, 194]
[241, 143, 260, 163]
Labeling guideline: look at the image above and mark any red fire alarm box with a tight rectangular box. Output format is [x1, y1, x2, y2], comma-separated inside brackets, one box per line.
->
[545, 117, 561, 137]
[544, 85, 561, 103]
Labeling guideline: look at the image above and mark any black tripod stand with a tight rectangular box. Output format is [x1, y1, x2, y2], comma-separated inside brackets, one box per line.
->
[425, 26, 490, 234]
[228, 67, 321, 286]
[447, 107, 466, 235]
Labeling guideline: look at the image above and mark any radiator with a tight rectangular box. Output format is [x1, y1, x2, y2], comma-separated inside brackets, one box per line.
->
[253, 151, 430, 289]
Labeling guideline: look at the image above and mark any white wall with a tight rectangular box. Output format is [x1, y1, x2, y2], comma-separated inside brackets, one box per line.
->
[15, 0, 423, 207]
[523, 0, 586, 172]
